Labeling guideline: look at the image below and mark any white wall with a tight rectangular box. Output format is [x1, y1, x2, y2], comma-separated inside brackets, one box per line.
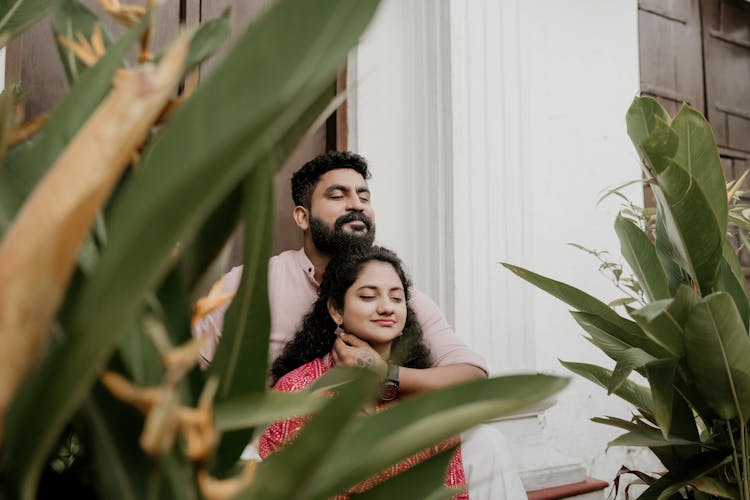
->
[351, 0, 662, 489]
[519, 0, 661, 481]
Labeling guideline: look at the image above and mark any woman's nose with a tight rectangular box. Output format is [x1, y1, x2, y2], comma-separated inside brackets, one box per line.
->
[377, 298, 394, 314]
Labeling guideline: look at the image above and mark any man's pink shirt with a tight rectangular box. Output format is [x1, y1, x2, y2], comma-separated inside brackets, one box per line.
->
[194, 248, 487, 373]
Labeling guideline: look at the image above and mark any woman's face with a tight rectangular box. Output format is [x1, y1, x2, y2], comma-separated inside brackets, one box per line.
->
[331, 261, 407, 352]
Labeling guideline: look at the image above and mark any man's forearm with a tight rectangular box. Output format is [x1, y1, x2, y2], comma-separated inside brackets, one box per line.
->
[399, 363, 487, 395]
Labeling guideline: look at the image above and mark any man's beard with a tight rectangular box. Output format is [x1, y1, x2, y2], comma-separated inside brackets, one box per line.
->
[309, 212, 375, 257]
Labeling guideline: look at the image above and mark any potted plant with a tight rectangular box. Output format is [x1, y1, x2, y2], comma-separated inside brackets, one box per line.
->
[505, 96, 750, 499]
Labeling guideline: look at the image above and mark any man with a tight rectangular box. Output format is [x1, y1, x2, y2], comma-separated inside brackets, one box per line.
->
[193, 151, 525, 499]
[195, 150, 487, 390]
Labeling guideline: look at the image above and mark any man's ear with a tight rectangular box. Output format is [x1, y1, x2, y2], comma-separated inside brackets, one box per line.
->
[327, 299, 343, 325]
[293, 205, 309, 231]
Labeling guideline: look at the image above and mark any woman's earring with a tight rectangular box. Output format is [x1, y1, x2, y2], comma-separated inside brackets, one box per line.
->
[334, 324, 344, 338]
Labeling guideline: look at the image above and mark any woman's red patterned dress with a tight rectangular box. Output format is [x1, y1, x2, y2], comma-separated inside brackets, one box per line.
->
[259, 355, 468, 499]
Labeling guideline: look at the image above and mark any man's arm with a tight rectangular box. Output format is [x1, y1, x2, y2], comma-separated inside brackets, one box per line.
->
[399, 364, 486, 395]
[333, 333, 486, 396]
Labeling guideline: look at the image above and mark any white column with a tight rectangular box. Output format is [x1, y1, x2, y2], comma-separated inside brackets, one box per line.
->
[449, 0, 534, 375]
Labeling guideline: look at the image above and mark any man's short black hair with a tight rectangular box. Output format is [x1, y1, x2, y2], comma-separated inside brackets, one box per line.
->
[291, 150, 371, 208]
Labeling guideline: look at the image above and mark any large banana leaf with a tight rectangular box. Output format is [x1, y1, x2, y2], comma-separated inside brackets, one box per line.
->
[1, 0, 381, 496]
[625, 95, 671, 148]
[235, 370, 381, 499]
[637, 451, 733, 500]
[683, 292, 750, 421]
[210, 161, 274, 473]
[607, 427, 703, 449]
[561, 360, 654, 415]
[716, 242, 750, 330]
[0, 0, 53, 46]
[307, 375, 568, 499]
[608, 347, 656, 394]
[630, 285, 699, 357]
[645, 358, 678, 439]
[670, 106, 727, 240]
[614, 215, 669, 302]
[502, 263, 644, 337]
[571, 311, 671, 360]
[214, 390, 327, 432]
[633, 101, 727, 292]
[352, 448, 460, 500]
[238, 374, 567, 499]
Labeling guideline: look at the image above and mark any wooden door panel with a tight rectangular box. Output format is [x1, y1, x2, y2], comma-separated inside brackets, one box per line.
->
[638, 0, 704, 113]
[702, 0, 750, 153]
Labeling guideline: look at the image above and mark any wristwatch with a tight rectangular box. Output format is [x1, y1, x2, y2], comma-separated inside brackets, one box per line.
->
[380, 363, 400, 401]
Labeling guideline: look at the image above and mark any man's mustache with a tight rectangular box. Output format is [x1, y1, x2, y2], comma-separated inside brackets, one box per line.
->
[334, 212, 373, 231]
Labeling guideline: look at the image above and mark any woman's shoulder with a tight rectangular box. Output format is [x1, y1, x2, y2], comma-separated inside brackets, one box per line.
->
[274, 356, 331, 392]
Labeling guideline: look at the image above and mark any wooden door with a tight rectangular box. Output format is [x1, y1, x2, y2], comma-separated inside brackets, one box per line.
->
[638, 0, 750, 280]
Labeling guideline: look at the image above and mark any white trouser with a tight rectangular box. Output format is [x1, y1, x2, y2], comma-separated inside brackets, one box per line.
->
[461, 424, 527, 499]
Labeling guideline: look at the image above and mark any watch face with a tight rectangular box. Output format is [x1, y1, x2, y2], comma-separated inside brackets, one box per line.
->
[380, 381, 399, 401]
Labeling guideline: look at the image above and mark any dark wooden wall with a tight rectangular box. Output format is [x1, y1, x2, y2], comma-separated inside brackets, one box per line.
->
[639, 0, 750, 279]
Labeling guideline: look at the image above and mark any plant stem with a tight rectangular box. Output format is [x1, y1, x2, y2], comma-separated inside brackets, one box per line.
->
[728, 420, 744, 500]
[742, 420, 750, 500]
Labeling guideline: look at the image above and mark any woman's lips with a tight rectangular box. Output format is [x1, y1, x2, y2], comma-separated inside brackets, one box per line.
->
[372, 319, 396, 327]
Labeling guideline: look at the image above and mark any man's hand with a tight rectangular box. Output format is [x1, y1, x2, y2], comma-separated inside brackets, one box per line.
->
[332, 332, 387, 379]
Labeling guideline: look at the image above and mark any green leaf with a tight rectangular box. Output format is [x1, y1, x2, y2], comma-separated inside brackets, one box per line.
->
[214, 390, 327, 432]
[502, 263, 643, 338]
[0, 0, 53, 46]
[571, 311, 671, 361]
[630, 285, 699, 357]
[716, 242, 750, 330]
[2, 0, 380, 495]
[308, 375, 569, 499]
[614, 215, 669, 301]
[645, 358, 678, 439]
[671, 105, 728, 244]
[235, 369, 381, 500]
[561, 360, 654, 414]
[637, 451, 732, 500]
[0, 13, 148, 228]
[640, 116, 679, 175]
[210, 165, 274, 399]
[651, 159, 725, 291]
[626, 96, 672, 150]
[607, 427, 704, 449]
[82, 386, 150, 500]
[609, 348, 657, 394]
[684, 292, 750, 421]
[691, 476, 740, 500]
[52, 0, 110, 85]
[654, 204, 688, 294]
[177, 185, 242, 294]
[351, 447, 461, 500]
[184, 8, 231, 74]
[641, 105, 727, 292]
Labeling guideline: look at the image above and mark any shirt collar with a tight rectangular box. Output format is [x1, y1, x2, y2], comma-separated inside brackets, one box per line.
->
[293, 247, 319, 286]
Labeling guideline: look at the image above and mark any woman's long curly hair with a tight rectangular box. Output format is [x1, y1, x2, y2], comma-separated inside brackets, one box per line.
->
[270, 246, 432, 384]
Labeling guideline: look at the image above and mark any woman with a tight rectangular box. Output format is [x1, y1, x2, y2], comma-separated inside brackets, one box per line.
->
[259, 246, 468, 499]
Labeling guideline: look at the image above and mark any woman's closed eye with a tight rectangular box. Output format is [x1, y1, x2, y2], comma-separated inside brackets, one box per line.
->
[359, 295, 376, 301]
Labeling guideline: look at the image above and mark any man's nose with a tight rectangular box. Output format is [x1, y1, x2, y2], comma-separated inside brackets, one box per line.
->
[347, 193, 366, 211]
